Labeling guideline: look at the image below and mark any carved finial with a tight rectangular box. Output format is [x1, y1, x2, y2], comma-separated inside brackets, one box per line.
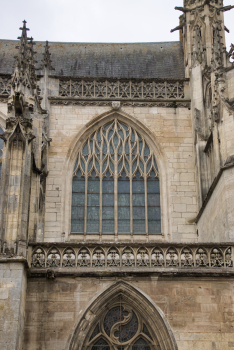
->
[40, 41, 54, 70]
[18, 20, 29, 40]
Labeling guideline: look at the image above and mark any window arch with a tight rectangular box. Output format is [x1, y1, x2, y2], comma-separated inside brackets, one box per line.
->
[71, 119, 161, 235]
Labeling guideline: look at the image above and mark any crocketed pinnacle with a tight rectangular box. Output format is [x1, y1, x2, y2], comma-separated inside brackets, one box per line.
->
[40, 41, 54, 70]
[13, 21, 38, 89]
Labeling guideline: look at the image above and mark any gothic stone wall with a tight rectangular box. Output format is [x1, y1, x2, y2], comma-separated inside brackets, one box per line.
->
[0, 262, 27, 350]
[23, 276, 234, 350]
[197, 167, 234, 242]
[44, 105, 197, 243]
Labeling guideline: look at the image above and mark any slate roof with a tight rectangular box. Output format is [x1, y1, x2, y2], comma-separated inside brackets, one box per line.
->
[0, 40, 185, 79]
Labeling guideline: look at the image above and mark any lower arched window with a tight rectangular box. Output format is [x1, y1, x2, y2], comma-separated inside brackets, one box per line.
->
[71, 119, 161, 235]
[87, 300, 156, 349]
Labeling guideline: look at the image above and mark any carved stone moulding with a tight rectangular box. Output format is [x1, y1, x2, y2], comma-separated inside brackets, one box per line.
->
[49, 98, 191, 109]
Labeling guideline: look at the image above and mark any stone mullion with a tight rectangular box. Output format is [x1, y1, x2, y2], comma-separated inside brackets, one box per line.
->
[130, 141, 133, 235]
[145, 173, 148, 237]
[84, 161, 88, 236]
[99, 154, 103, 237]
[114, 145, 118, 237]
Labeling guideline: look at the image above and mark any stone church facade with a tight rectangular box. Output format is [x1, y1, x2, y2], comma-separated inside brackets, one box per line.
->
[0, 0, 234, 349]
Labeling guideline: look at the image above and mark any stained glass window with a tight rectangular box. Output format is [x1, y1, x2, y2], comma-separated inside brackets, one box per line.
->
[71, 119, 161, 235]
[88, 302, 154, 349]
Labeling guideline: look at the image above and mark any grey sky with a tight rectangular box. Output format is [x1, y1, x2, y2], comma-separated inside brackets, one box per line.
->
[1, 0, 234, 49]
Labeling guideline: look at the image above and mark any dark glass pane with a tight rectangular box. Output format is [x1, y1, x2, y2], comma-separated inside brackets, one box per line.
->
[148, 220, 161, 234]
[118, 207, 130, 220]
[125, 142, 129, 153]
[71, 206, 84, 219]
[132, 338, 150, 350]
[143, 324, 153, 340]
[103, 194, 114, 206]
[72, 193, 85, 206]
[118, 220, 130, 234]
[102, 207, 114, 220]
[82, 141, 88, 155]
[113, 134, 119, 148]
[88, 160, 93, 172]
[133, 207, 145, 220]
[148, 207, 160, 220]
[91, 338, 110, 350]
[87, 220, 99, 234]
[133, 194, 145, 206]
[72, 180, 85, 193]
[104, 306, 138, 342]
[119, 129, 124, 140]
[132, 180, 144, 193]
[147, 193, 160, 207]
[103, 141, 107, 154]
[88, 180, 100, 193]
[103, 180, 114, 193]
[118, 181, 130, 193]
[71, 220, 84, 233]
[102, 220, 114, 234]
[133, 220, 146, 234]
[87, 206, 99, 220]
[90, 324, 100, 341]
[87, 193, 100, 206]
[108, 129, 114, 140]
[118, 194, 130, 206]
[144, 144, 150, 156]
[147, 179, 160, 193]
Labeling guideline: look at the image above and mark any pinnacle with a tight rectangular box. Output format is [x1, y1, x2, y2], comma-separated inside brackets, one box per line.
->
[18, 20, 29, 40]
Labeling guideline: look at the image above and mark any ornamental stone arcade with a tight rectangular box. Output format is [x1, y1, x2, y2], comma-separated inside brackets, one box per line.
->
[0, 1, 234, 350]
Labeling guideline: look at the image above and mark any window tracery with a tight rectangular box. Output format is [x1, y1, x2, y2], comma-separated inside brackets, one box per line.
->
[71, 119, 161, 236]
[86, 300, 157, 350]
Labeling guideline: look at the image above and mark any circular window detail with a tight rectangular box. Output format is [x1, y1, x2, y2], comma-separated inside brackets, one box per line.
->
[87, 301, 157, 350]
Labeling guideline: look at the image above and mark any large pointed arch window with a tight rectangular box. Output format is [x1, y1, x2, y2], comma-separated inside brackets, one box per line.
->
[71, 119, 161, 235]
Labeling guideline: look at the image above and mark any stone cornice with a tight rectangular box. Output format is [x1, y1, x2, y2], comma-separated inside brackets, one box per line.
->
[49, 97, 191, 108]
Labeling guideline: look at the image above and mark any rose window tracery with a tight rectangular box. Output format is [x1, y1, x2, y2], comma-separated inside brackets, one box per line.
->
[71, 119, 161, 235]
[86, 302, 157, 350]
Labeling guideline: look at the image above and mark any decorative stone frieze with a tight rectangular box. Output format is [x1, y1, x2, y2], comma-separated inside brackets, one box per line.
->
[30, 243, 233, 271]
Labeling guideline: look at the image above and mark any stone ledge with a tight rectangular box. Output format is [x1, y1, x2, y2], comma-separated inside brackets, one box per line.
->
[28, 267, 234, 278]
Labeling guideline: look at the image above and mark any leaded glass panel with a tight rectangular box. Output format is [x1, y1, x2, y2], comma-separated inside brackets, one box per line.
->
[118, 171, 130, 234]
[71, 170, 85, 233]
[71, 119, 161, 235]
[147, 170, 161, 234]
[102, 171, 114, 234]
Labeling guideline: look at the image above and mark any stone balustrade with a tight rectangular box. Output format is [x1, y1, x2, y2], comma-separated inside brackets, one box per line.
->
[58, 78, 186, 100]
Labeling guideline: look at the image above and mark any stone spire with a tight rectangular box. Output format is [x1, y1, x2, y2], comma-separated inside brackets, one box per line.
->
[40, 41, 54, 70]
